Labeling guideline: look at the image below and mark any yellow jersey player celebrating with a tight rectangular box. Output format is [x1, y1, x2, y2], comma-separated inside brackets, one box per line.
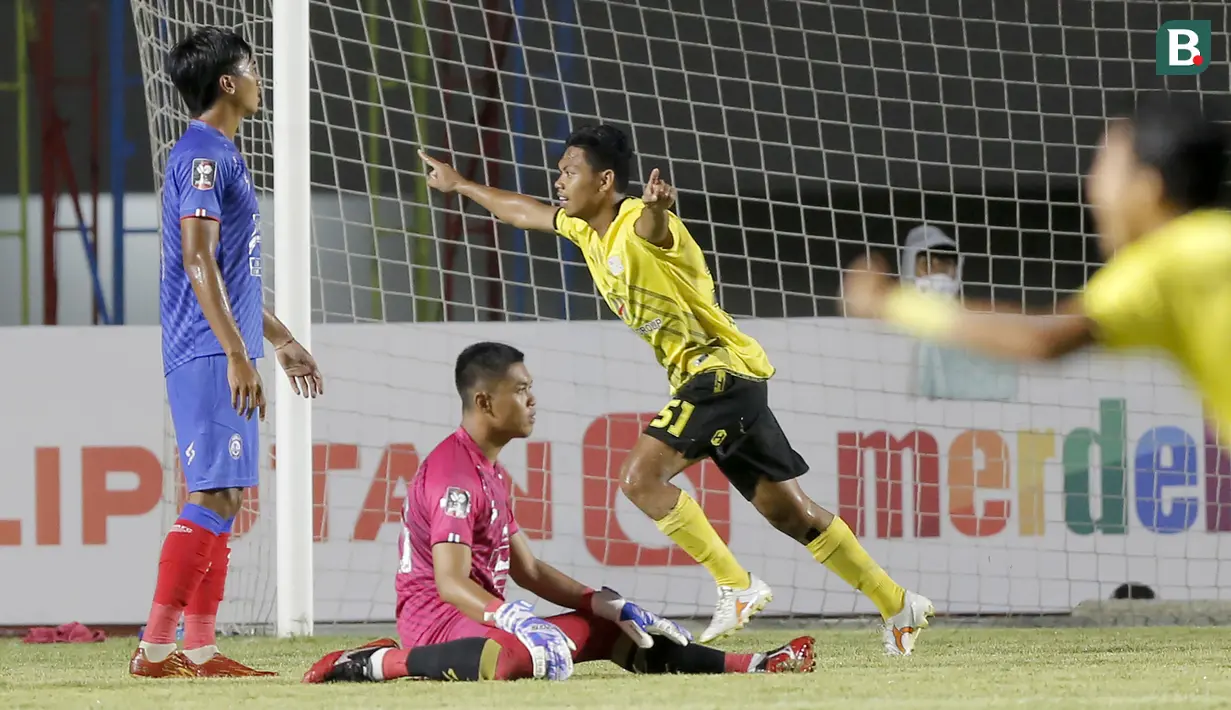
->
[845, 98, 1231, 449]
[419, 125, 933, 655]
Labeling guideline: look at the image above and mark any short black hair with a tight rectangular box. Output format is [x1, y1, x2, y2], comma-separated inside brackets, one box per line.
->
[564, 124, 634, 191]
[1124, 95, 1228, 211]
[167, 27, 254, 117]
[455, 342, 526, 408]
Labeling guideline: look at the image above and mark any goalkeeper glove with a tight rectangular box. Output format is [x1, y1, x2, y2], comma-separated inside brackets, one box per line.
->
[485, 599, 576, 681]
[586, 587, 692, 649]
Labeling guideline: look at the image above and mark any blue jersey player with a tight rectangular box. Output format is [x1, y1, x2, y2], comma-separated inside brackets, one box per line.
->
[131, 27, 323, 680]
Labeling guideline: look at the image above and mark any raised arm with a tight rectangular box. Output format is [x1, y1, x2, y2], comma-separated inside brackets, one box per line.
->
[844, 255, 1095, 361]
[633, 168, 677, 248]
[419, 150, 557, 232]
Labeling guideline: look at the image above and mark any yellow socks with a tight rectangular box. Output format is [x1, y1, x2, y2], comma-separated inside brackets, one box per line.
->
[655, 491, 751, 589]
[807, 516, 905, 619]
[655, 495, 902, 615]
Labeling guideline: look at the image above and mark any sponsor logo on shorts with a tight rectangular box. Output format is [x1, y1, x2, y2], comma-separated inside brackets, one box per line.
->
[184, 441, 196, 466]
[229, 433, 243, 459]
[711, 429, 727, 446]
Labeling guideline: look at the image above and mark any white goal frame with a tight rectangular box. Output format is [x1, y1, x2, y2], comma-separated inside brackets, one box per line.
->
[272, 0, 313, 638]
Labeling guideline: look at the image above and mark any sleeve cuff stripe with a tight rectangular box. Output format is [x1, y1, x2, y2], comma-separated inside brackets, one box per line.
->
[180, 213, 220, 223]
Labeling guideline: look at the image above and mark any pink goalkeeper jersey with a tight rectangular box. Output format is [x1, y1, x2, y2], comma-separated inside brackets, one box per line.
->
[395, 427, 519, 646]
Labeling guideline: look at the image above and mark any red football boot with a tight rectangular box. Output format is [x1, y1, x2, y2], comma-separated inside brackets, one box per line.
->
[302, 638, 400, 684]
[758, 635, 816, 673]
[129, 648, 198, 678]
[192, 652, 279, 677]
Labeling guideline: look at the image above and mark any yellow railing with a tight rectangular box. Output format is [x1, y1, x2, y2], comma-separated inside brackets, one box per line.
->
[0, 0, 32, 323]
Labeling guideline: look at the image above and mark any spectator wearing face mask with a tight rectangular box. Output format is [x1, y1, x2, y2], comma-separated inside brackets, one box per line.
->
[901, 225, 961, 296]
[899, 226, 1018, 401]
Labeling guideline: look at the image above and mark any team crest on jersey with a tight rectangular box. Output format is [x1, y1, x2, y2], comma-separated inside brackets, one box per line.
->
[606, 254, 625, 276]
[191, 158, 216, 190]
[228, 433, 243, 459]
[442, 487, 471, 518]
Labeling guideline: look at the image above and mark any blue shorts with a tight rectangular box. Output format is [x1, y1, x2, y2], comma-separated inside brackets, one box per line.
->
[166, 354, 260, 492]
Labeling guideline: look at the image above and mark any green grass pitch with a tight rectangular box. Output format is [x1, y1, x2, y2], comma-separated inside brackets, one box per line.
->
[2, 627, 1229, 709]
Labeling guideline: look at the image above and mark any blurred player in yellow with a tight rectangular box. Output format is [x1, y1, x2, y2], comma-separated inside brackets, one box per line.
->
[845, 97, 1231, 437]
[420, 125, 932, 654]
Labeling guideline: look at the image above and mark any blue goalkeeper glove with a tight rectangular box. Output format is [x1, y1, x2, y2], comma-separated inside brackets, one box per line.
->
[486, 599, 576, 681]
[587, 587, 693, 649]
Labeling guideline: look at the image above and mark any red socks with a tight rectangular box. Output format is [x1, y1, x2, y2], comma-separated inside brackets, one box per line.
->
[380, 648, 412, 680]
[143, 520, 217, 644]
[492, 636, 535, 680]
[724, 652, 757, 673]
[184, 532, 231, 651]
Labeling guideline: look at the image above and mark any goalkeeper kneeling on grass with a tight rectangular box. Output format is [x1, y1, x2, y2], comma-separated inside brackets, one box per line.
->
[304, 342, 815, 684]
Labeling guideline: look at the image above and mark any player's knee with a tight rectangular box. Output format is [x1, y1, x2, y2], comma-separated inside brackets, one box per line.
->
[618, 456, 659, 501]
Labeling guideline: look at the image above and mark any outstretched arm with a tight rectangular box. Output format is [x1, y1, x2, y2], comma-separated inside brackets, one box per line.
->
[419, 150, 558, 232]
[844, 255, 1096, 361]
[964, 299, 1074, 316]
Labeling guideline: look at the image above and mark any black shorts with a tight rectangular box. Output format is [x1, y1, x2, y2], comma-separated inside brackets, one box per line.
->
[642, 370, 809, 500]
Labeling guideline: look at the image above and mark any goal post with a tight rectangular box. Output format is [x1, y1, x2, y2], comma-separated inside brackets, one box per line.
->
[129, 0, 1231, 634]
[271, 0, 314, 638]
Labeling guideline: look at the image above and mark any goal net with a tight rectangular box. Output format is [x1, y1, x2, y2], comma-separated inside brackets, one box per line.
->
[131, 0, 1231, 633]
